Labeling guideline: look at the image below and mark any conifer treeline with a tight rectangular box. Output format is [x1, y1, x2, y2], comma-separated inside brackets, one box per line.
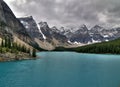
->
[73, 39, 120, 54]
[0, 37, 36, 57]
[54, 38, 120, 54]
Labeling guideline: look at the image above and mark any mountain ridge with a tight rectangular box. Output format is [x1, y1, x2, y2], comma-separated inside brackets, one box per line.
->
[0, 0, 38, 61]
[18, 15, 120, 50]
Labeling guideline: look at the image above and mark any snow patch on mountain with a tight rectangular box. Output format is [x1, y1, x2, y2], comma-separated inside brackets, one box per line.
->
[37, 24, 46, 39]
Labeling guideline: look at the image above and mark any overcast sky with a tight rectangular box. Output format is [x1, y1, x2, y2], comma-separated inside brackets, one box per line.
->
[4, 0, 120, 28]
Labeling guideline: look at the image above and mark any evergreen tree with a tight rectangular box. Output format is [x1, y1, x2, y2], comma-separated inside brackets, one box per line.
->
[32, 49, 36, 57]
[18, 44, 21, 51]
[27, 48, 30, 54]
[8, 38, 11, 48]
[0, 35, 36, 57]
[4, 37, 8, 47]
[1, 39, 4, 47]
[22, 45, 25, 52]
[0, 47, 2, 53]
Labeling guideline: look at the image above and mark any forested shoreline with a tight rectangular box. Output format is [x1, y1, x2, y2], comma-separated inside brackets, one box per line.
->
[54, 38, 120, 54]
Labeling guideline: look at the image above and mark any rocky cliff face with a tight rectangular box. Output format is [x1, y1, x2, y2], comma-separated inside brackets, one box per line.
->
[0, 0, 39, 49]
[90, 25, 104, 42]
[1, 1, 29, 38]
[18, 16, 44, 40]
[17, 19, 69, 50]
[2, 0, 120, 50]
[59, 24, 120, 44]
[17, 15, 120, 49]
[0, 0, 5, 22]
[69, 25, 92, 43]
[38, 22, 68, 47]
[0, 0, 11, 38]
[50, 26, 68, 44]
[39, 22, 52, 42]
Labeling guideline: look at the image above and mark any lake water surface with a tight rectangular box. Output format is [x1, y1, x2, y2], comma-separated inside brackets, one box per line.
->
[0, 52, 120, 87]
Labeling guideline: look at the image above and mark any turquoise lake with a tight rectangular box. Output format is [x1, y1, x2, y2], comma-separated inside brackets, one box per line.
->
[0, 52, 120, 87]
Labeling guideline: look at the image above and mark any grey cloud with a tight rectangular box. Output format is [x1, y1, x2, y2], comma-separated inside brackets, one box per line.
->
[4, 0, 120, 28]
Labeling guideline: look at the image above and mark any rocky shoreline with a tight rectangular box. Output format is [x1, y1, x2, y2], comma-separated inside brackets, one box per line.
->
[0, 52, 36, 62]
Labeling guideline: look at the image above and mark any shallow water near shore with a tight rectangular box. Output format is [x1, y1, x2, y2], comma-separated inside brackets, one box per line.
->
[0, 52, 120, 87]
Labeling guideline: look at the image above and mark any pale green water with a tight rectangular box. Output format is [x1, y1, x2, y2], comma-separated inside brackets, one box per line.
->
[0, 52, 120, 87]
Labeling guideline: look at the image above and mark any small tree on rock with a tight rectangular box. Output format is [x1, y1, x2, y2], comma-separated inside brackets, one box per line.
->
[32, 49, 36, 57]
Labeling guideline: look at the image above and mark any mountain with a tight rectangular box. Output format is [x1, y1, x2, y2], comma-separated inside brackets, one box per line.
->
[0, 0, 39, 49]
[3, 0, 120, 54]
[39, 22, 52, 42]
[51, 26, 61, 33]
[50, 26, 68, 44]
[18, 16, 44, 41]
[0, 0, 40, 61]
[90, 25, 104, 33]
[18, 19, 69, 50]
[69, 25, 92, 44]
[90, 25, 120, 42]
[74, 38, 120, 54]
[114, 27, 120, 38]
[17, 16, 120, 50]
[18, 18, 54, 50]
[3, 0, 120, 50]
[89, 25, 105, 42]
[63, 25, 105, 44]
[54, 38, 120, 54]
[60, 27, 75, 40]
[1, 1, 28, 39]
[59, 24, 120, 45]
[38, 22, 69, 47]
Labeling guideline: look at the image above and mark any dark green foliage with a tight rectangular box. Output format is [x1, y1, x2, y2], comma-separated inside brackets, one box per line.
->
[32, 49, 36, 57]
[0, 37, 36, 57]
[1, 39, 4, 47]
[73, 39, 120, 54]
[27, 48, 31, 54]
[8, 38, 11, 48]
[21, 45, 24, 52]
[54, 38, 120, 54]
[0, 47, 3, 53]
[29, 42, 46, 51]
[3, 37, 12, 48]
[4, 37, 7, 47]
